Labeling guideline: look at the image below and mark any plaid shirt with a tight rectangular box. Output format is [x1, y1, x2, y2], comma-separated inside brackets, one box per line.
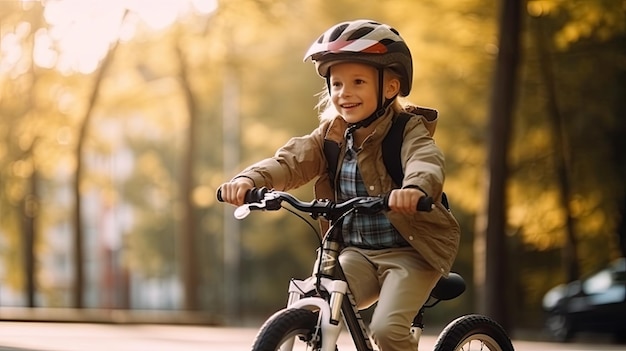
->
[337, 135, 409, 249]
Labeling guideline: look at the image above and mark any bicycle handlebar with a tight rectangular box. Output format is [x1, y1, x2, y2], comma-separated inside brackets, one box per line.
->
[216, 187, 433, 220]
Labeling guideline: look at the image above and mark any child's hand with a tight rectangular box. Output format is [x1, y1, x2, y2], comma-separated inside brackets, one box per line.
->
[219, 178, 254, 206]
[388, 188, 426, 214]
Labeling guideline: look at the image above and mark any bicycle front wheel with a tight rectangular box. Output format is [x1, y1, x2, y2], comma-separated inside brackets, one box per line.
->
[251, 308, 321, 351]
[433, 314, 514, 351]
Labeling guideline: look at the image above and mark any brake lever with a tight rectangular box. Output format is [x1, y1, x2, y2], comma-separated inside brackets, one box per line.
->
[233, 192, 282, 219]
[234, 202, 263, 219]
[234, 205, 250, 219]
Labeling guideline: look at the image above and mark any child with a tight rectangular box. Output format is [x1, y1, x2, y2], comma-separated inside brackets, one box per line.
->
[219, 19, 460, 351]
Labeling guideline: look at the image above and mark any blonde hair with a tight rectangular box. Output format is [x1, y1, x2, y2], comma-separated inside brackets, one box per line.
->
[315, 67, 411, 121]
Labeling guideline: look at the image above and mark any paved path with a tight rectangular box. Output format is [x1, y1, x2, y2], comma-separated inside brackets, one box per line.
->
[0, 322, 624, 351]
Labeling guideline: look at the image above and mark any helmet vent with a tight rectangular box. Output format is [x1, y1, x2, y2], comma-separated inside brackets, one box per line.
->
[348, 27, 375, 40]
[380, 38, 395, 46]
[330, 24, 349, 41]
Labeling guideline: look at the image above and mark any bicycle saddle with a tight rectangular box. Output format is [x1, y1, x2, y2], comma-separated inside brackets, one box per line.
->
[430, 272, 466, 301]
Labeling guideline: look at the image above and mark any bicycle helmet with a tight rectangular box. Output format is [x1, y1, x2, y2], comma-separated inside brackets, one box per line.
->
[304, 19, 413, 97]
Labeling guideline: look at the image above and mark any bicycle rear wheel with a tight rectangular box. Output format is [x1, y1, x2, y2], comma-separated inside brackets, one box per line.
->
[251, 308, 321, 351]
[433, 314, 514, 351]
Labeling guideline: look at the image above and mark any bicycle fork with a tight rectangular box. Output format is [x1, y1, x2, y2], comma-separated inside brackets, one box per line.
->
[284, 276, 346, 351]
[282, 238, 345, 351]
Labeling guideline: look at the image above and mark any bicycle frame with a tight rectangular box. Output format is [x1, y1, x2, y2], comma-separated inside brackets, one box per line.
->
[282, 219, 406, 351]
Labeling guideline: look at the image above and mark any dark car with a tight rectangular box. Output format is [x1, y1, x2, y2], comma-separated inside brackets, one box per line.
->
[542, 257, 626, 342]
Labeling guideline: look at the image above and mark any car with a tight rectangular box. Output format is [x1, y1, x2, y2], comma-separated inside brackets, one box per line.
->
[542, 257, 626, 342]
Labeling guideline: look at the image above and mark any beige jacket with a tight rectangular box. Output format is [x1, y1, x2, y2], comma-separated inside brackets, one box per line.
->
[235, 107, 460, 275]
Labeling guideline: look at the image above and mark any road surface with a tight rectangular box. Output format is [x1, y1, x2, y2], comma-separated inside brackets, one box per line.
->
[0, 322, 623, 351]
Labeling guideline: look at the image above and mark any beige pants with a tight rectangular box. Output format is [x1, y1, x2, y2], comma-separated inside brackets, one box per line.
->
[339, 247, 442, 351]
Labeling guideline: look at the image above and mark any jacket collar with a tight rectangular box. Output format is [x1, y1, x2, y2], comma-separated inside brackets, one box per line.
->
[323, 107, 396, 146]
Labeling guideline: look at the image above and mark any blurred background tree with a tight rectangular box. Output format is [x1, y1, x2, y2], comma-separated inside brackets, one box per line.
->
[0, 0, 624, 334]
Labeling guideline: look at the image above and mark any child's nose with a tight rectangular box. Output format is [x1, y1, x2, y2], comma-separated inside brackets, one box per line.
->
[339, 86, 352, 97]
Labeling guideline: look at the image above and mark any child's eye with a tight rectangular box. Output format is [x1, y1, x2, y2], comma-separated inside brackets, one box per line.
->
[355, 79, 365, 84]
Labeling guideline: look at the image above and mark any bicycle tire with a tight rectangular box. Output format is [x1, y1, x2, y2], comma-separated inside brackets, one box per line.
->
[251, 308, 321, 351]
[433, 314, 514, 351]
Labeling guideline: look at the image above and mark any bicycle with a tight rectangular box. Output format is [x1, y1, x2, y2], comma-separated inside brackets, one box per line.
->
[217, 187, 514, 351]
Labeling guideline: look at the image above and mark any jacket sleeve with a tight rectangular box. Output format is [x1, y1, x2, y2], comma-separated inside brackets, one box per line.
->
[400, 116, 446, 199]
[233, 122, 330, 191]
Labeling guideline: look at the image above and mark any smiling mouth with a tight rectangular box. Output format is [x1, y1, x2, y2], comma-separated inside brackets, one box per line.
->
[341, 103, 360, 109]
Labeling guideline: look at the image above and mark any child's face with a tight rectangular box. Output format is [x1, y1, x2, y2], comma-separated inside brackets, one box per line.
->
[329, 62, 382, 125]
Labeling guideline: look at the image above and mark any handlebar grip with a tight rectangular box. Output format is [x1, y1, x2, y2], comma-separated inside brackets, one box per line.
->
[382, 194, 434, 212]
[244, 187, 269, 203]
[216, 187, 269, 204]
[416, 196, 434, 212]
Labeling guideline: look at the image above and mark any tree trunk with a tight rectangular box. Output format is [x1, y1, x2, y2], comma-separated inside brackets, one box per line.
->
[222, 64, 241, 322]
[72, 11, 127, 308]
[477, 0, 522, 333]
[618, 195, 626, 258]
[531, 17, 580, 282]
[23, 169, 38, 307]
[22, 6, 43, 307]
[175, 38, 199, 311]
[611, 64, 626, 259]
